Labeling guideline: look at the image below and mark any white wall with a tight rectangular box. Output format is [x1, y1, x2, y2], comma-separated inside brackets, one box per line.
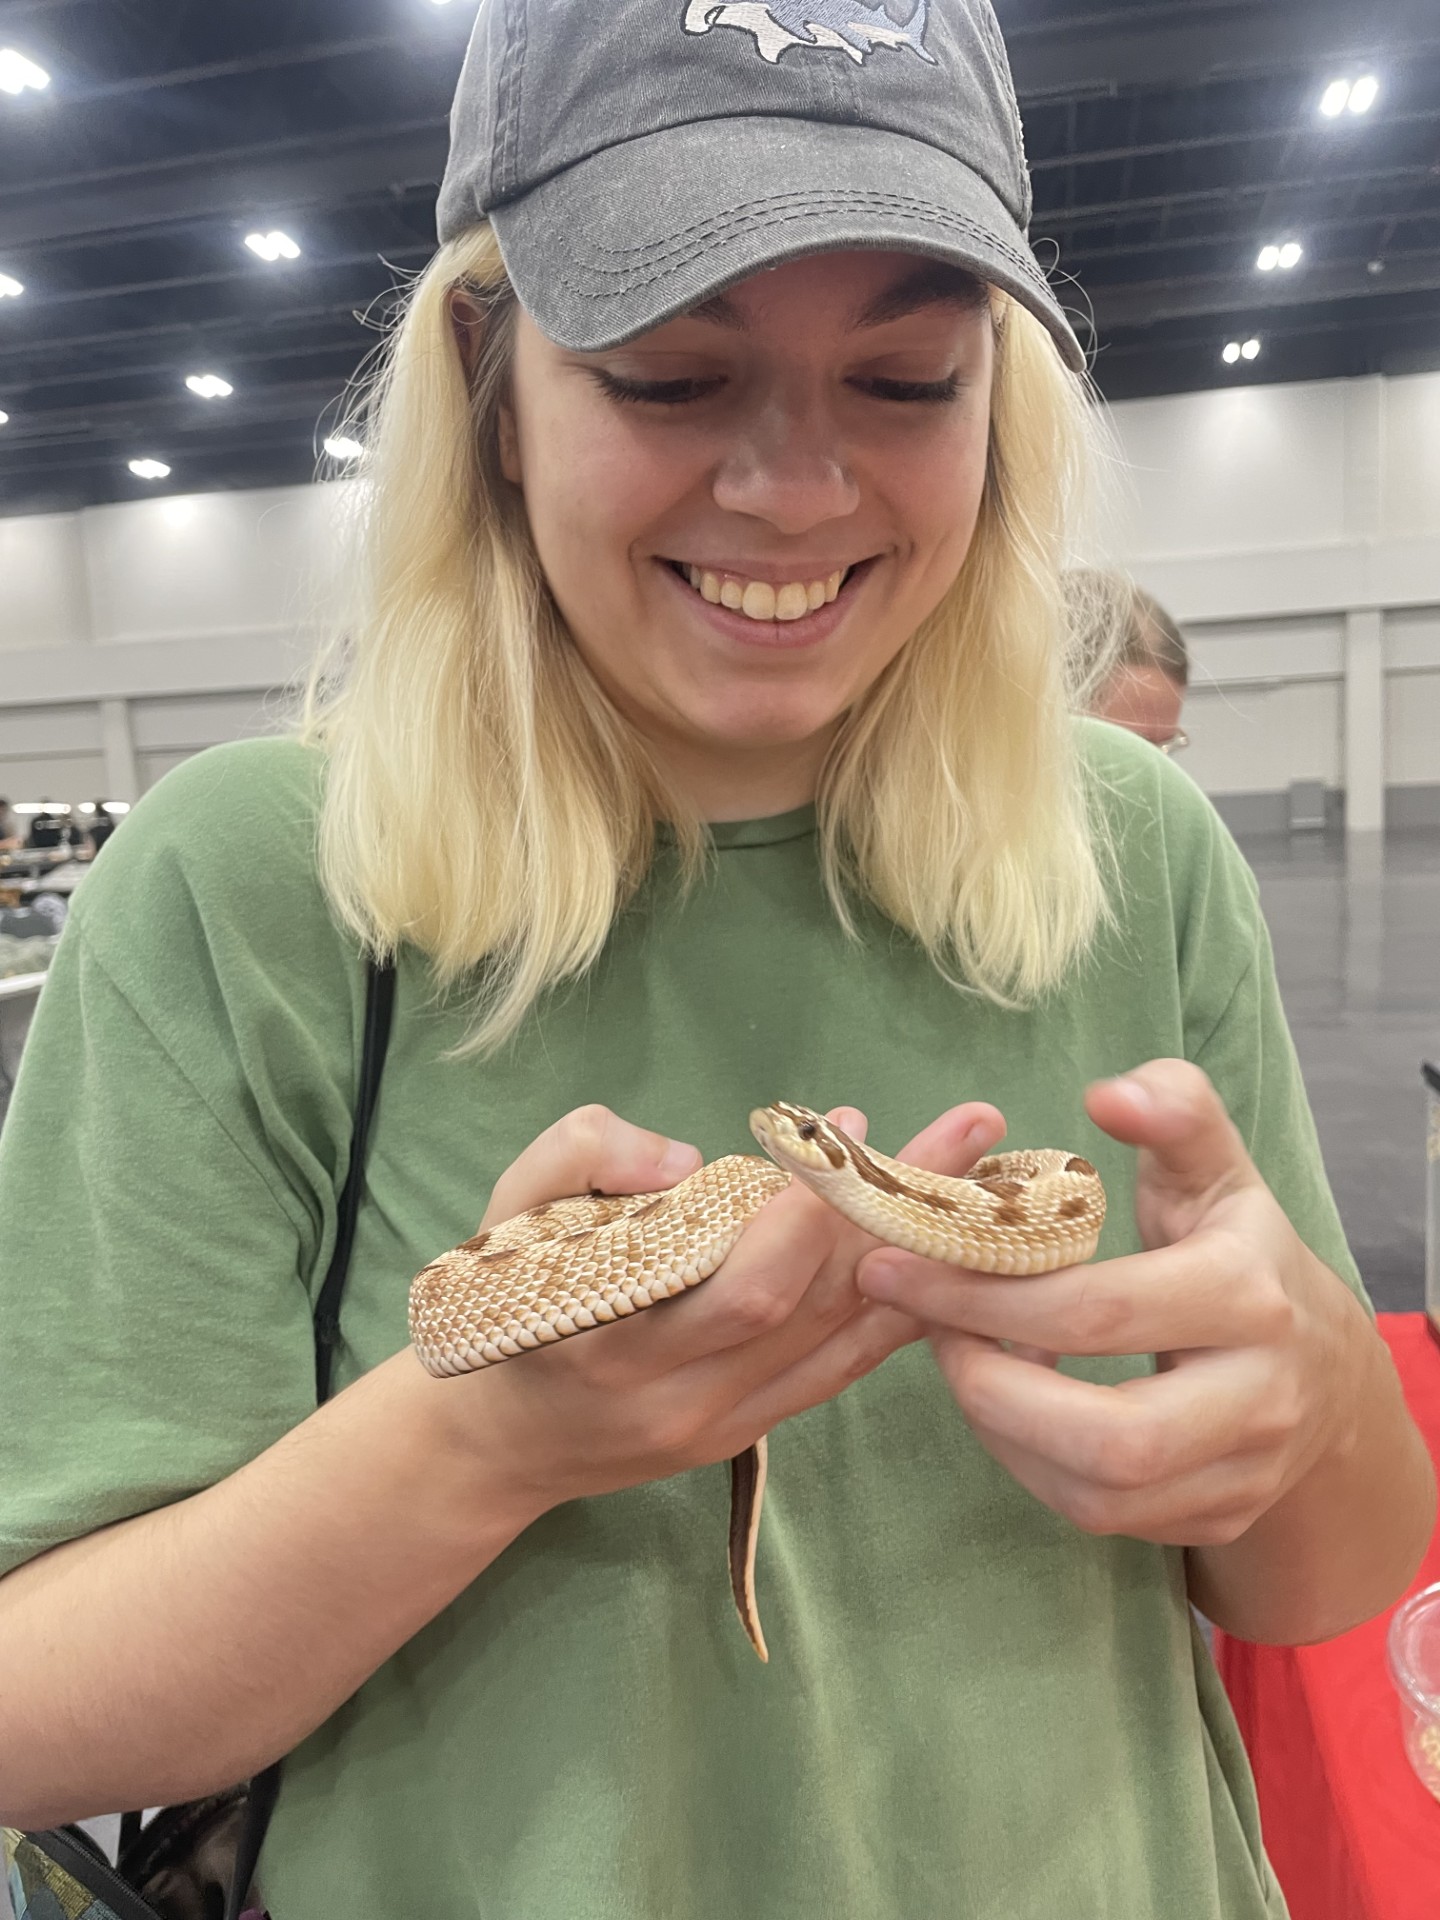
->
[1102, 372, 1440, 826]
[0, 484, 347, 804]
[1, 371, 1438, 826]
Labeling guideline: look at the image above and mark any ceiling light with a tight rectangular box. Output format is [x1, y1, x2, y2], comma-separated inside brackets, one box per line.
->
[1222, 342, 1242, 365]
[244, 230, 301, 262]
[128, 458, 171, 481]
[1257, 241, 1302, 272]
[1348, 75, 1379, 114]
[0, 48, 50, 95]
[1321, 75, 1380, 117]
[0, 273, 23, 298]
[323, 436, 366, 462]
[1241, 338, 1261, 360]
[0, 410, 8, 426]
[186, 373, 234, 399]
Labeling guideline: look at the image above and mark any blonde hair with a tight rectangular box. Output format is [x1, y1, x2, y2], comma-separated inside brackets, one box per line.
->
[1067, 567, 1187, 694]
[300, 223, 1123, 1055]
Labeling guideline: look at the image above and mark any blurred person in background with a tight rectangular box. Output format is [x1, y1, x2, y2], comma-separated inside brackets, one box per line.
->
[1072, 568, 1189, 752]
[86, 804, 118, 858]
[24, 806, 65, 852]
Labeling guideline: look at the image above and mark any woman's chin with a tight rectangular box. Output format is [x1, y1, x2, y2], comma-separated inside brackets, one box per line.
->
[670, 698, 847, 760]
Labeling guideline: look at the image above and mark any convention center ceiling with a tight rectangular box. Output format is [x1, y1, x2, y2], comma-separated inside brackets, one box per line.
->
[0, 0, 1436, 514]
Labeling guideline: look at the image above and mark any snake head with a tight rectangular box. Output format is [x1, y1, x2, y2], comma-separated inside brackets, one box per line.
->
[749, 1102, 851, 1175]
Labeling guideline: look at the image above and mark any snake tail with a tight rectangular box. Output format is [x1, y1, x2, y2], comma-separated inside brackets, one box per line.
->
[728, 1436, 770, 1662]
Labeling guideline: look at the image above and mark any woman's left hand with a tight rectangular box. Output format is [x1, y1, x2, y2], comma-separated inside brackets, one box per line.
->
[855, 1058, 1364, 1547]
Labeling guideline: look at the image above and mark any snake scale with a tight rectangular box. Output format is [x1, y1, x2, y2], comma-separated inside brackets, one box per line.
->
[409, 1102, 1106, 1661]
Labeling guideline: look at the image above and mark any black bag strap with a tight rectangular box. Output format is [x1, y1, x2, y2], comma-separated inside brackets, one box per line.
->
[223, 952, 397, 1920]
[314, 954, 398, 1403]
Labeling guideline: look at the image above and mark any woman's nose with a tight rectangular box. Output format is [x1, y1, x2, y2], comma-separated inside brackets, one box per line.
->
[710, 399, 861, 533]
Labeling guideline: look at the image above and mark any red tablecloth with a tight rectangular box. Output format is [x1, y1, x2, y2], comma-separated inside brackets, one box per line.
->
[1214, 1313, 1440, 1920]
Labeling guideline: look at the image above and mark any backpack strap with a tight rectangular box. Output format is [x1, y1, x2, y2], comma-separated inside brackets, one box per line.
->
[313, 954, 398, 1403]
[224, 952, 398, 1920]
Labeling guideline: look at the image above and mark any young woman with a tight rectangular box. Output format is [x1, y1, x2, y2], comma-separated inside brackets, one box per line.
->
[0, 1, 1431, 1915]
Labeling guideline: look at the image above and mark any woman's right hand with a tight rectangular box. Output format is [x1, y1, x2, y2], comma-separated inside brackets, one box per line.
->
[417, 1099, 1005, 1513]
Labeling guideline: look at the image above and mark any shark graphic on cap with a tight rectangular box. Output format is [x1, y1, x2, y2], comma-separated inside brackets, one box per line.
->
[682, 0, 937, 66]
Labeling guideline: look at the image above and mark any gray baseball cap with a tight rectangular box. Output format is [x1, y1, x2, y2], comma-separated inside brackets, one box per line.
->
[436, 0, 1085, 374]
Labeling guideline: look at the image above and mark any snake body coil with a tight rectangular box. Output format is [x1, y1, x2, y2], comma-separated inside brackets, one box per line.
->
[409, 1102, 1106, 1660]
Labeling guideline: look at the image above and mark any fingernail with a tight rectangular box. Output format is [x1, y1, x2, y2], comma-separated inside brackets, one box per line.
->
[660, 1140, 701, 1179]
[1119, 1076, 1155, 1110]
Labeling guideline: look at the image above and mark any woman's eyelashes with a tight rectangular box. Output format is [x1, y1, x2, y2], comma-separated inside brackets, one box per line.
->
[586, 368, 964, 408]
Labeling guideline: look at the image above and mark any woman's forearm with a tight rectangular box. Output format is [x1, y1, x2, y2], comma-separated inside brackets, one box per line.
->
[1188, 1277, 1436, 1644]
[0, 1349, 544, 1828]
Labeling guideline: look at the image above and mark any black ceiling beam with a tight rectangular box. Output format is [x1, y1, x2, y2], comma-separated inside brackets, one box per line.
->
[0, 373, 357, 448]
[1059, 225, 1436, 278]
[0, 0, 90, 22]
[59, 36, 413, 105]
[7, 185, 436, 268]
[4, 332, 371, 402]
[0, 241, 429, 313]
[0, 121, 447, 251]
[1086, 249, 1440, 331]
[0, 297, 381, 372]
[1029, 103, 1440, 175]
[1034, 161, 1437, 233]
[1006, 0, 1440, 101]
[1097, 292, 1440, 354]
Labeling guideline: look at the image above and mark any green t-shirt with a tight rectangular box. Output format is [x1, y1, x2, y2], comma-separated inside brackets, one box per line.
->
[0, 722, 1363, 1918]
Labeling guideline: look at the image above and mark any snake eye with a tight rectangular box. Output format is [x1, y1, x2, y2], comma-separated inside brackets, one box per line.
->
[798, 1122, 817, 1142]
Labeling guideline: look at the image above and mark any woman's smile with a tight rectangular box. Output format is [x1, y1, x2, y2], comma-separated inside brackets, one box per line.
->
[653, 553, 881, 652]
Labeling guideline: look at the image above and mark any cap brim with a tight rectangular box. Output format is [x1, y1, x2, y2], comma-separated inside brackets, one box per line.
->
[479, 116, 1086, 374]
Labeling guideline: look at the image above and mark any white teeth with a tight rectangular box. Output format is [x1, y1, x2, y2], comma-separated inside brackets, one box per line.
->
[676, 562, 855, 622]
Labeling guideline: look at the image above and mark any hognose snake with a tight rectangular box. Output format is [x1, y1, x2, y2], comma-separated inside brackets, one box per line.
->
[409, 1102, 1106, 1660]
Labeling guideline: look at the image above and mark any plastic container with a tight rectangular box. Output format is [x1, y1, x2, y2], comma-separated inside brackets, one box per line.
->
[1388, 1582, 1440, 1800]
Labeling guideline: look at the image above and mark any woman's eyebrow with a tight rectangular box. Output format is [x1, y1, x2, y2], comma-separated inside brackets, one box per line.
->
[682, 263, 986, 334]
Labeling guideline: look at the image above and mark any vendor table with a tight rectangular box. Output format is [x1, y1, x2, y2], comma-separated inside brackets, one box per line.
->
[1214, 1313, 1440, 1920]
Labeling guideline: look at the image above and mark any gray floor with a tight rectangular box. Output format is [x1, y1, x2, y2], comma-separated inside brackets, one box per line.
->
[1240, 825, 1440, 1315]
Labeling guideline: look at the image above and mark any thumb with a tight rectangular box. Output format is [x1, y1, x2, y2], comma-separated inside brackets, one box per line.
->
[482, 1104, 702, 1228]
[1085, 1059, 1257, 1212]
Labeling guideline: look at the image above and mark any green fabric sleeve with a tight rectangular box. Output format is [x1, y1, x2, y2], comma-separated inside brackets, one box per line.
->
[0, 742, 357, 1580]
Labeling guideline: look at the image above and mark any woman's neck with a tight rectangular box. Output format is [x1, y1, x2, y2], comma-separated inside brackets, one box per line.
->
[656, 730, 833, 824]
